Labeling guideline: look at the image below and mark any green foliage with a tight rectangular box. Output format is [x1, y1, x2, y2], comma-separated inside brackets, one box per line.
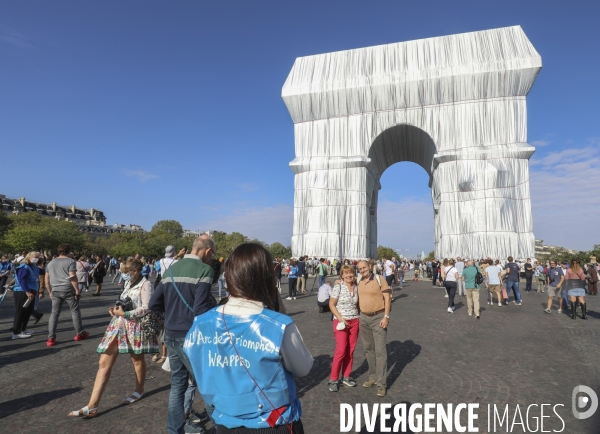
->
[548, 246, 600, 265]
[3, 213, 87, 254]
[377, 246, 399, 260]
[0, 213, 292, 262]
[151, 220, 183, 239]
[269, 242, 292, 259]
[213, 232, 247, 259]
[425, 250, 435, 260]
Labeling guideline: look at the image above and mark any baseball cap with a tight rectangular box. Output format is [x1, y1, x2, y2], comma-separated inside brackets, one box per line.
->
[165, 245, 175, 257]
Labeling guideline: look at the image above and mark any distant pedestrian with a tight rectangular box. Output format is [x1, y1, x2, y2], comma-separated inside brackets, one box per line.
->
[442, 259, 458, 312]
[544, 260, 564, 314]
[586, 264, 598, 296]
[286, 259, 298, 300]
[91, 254, 106, 296]
[565, 259, 587, 320]
[462, 260, 480, 319]
[11, 252, 40, 339]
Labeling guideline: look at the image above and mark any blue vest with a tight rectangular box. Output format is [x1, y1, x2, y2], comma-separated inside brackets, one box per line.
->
[14, 264, 40, 292]
[184, 307, 302, 429]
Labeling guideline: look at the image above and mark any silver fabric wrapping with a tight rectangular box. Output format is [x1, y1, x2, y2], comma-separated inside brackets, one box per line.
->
[282, 26, 541, 260]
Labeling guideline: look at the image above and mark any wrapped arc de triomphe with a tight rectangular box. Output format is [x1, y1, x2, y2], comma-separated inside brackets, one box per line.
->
[282, 26, 541, 260]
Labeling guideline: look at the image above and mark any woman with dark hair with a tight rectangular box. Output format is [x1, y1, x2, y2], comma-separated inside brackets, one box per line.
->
[68, 258, 158, 417]
[286, 259, 298, 300]
[565, 259, 587, 320]
[184, 243, 313, 433]
[442, 259, 459, 313]
[91, 254, 106, 296]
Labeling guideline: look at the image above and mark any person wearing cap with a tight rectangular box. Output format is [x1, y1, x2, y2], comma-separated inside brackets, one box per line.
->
[159, 246, 180, 278]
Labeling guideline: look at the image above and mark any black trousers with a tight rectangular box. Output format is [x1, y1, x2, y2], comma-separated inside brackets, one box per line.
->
[217, 419, 304, 434]
[525, 275, 533, 292]
[445, 281, 457, 308]
[0, 275, 8, 294]
[317, 299, 330, 312]
[13, 291, 34, 334]
[288, 278, 297, 298]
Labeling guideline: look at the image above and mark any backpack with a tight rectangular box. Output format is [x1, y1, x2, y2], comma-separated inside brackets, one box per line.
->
[475, 267, 484, 285]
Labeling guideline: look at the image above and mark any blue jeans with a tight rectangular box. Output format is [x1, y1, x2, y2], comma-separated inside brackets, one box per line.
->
[184, 377, 197, 415]
[318, 275, 326, 288]
[165, 336, 195, 434]
[505, 280, 521, 303]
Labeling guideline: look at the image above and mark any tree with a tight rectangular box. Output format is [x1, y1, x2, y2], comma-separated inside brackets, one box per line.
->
[425, 250, 435, 261]
[151, 220, 183, 239]
[377, 246, 399, 260]
[3, 213, 86, 254]
[269, 242, 292, 259]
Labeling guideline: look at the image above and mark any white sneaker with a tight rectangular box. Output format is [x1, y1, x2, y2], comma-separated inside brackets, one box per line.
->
[444, 294, 448, 298]
[557, 309, 562, 313]
[285, 297, 292, 300]
[22, 329, 33, 335]
[498, 303, 502, 306]
[468, 313, 472, 316]
[293, 297, 297, 300]
[447, 307, 453, 313]
[12, 333, 32, 339]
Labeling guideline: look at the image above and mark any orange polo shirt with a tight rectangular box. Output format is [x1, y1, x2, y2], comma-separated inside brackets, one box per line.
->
[358, 273, 390, 313]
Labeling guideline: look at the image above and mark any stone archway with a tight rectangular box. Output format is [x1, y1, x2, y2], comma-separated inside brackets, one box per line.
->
[282, 26, 541, 260]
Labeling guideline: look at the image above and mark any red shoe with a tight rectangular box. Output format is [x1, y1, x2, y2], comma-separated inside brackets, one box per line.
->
[46, 337, 56, 347]
[74, 331, 89, 341]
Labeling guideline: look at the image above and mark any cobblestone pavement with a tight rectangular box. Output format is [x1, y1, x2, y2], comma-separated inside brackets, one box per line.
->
[1, 276, 600, 433]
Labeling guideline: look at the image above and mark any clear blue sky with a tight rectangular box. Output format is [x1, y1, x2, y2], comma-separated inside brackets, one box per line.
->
[1, 1, 598, 255]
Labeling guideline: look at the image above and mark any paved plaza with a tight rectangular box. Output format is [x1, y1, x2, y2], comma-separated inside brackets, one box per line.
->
[1, 276, 600, 433]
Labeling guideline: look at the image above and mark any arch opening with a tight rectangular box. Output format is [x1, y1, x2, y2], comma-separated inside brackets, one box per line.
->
[366, 125, 437, 258]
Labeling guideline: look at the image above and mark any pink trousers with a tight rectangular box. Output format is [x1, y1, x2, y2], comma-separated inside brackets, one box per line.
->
[330, 318, 360, 381]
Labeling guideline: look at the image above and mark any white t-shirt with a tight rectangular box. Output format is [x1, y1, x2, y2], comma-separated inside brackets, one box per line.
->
[159, 257, 178, 277]
[486, 265, 502, 285]
[444, 266, 458, 282]
[384, 260, 394, 276]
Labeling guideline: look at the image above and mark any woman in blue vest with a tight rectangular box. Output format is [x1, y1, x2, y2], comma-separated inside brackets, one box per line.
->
[12, 251, 41, 340]
[184, 243, 313, 433]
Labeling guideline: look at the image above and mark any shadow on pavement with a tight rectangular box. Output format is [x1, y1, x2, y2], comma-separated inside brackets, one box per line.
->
[295, 354, 332, 398]
[287, 311, 305, 317]
[0, 387, 82, 419]
[0, 344, 79, 369]
[351, 340, 421, 390]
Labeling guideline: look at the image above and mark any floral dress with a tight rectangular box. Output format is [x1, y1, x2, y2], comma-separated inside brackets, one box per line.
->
[97, 277, 159, 354]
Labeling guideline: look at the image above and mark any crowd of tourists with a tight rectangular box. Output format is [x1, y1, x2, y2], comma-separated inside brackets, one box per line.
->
[2, 241, 598, 433]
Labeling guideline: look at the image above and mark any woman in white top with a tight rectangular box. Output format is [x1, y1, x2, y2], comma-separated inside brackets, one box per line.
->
[69, 258, 158, 418]
[442, 258, 459, 313]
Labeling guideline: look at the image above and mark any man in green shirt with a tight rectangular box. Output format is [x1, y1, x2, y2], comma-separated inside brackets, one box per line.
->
[462, 260, 480, 319]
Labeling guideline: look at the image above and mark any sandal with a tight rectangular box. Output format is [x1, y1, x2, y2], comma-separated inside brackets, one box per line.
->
[68, 406, 98, 418]
[156, 356, 167, 364]
[124, 391, 144, 404]
[151, 354, 160, 362]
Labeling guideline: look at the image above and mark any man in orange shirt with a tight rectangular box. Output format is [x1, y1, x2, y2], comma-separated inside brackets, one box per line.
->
[357, 260, 392, 397]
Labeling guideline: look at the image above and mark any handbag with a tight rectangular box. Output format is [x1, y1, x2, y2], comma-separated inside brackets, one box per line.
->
[141, 310, 165, 337]
[564, 276, 585, 291]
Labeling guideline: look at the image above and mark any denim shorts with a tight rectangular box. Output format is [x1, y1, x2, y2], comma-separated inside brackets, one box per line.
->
[568, 288, 586, 297]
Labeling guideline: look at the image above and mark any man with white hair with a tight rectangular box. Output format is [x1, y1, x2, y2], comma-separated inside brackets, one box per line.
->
[149, 234, 216, 434]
